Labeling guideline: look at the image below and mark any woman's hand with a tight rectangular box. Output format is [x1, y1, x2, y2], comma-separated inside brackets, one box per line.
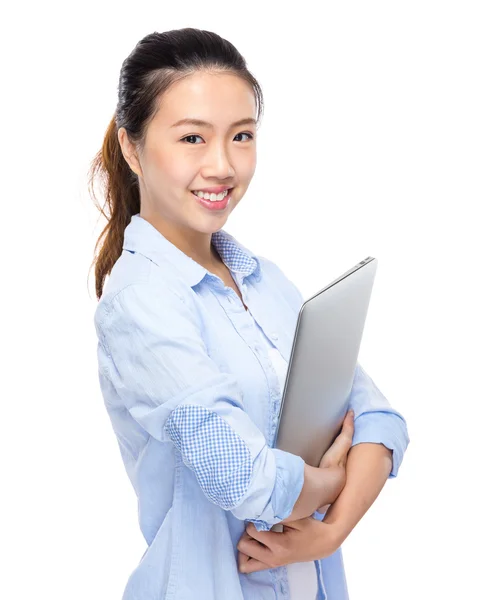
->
[316, 409, 355, 513]
[237, 517, 346, 574]
[237, 410, 355, 574]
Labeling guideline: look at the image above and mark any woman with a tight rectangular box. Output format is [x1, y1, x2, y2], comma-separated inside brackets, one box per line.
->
[90, 28, 410, 600]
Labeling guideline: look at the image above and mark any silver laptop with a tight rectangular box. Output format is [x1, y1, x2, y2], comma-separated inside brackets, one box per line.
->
[273, 256, 378, 468]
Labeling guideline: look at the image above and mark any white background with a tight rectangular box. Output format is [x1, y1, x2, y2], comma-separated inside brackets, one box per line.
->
[2, 1, 494, 598]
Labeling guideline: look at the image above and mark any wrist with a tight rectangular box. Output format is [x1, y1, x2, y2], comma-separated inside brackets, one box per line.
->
[321, 512, 351, 547]
[280, 464, 332, 524]
[300, 464, 335, 514]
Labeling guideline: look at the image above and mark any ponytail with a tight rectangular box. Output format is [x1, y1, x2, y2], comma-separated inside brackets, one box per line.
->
[88, 114, 140, 300]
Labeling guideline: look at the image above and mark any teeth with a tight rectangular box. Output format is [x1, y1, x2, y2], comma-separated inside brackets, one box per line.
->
[192, 189, 230, 201]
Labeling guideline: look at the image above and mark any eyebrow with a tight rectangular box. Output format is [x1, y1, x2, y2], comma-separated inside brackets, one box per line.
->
[171, 117, 257, 129]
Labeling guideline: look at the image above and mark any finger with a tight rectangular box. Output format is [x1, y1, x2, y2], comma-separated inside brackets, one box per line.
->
[342, 410, 355, 435]
[245, 522, 280, 546]
[239, 554, 272, 574]
[326, 423, 354, 460]
[338, 411, 355, 457]
[318, 411, 356, 468]
[237, 535, 272, 564]
[278, 517, 311, 531]
[238, 550, 258, 574]
[336, 411, 355, 444]
[238, 550, 252, 572]
[338, 409, 354, 436]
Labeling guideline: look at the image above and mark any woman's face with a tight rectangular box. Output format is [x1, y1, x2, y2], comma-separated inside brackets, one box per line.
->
[120, 70, 258, 237]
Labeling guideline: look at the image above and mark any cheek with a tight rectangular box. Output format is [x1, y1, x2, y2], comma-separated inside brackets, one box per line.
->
[240, 162, 256, 186]
[148, 149, 187, 184]
[242, 151, 257, 179]
[232, 151, 256, 185]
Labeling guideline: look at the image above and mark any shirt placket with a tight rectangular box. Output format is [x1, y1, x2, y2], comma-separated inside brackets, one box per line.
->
[233, 275, 329, 600]
[209, 273, 309, 600]
[231, 273, 286, 447]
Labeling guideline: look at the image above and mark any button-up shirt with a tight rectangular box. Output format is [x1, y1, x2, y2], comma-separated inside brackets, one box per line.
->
[94, 214, 410, 600]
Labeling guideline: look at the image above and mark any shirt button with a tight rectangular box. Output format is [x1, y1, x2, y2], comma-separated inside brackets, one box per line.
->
[271, 333, 278, 341]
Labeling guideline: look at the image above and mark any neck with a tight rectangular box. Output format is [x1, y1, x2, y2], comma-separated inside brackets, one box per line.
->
[142, 213, 222, 271]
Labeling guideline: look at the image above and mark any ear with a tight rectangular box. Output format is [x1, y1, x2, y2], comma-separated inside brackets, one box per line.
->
[118, 126, 143, 178]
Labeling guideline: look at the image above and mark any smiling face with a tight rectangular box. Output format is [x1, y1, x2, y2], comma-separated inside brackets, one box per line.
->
[119, 70, 258, 246]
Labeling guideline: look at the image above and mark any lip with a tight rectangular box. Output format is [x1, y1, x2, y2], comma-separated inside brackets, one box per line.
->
[191, 188, 233, 211]
[191, 185, 233, 194]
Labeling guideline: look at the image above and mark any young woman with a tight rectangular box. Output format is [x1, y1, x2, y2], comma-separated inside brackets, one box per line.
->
[90, 28, 410, 600]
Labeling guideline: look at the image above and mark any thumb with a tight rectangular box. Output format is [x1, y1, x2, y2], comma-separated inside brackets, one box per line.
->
[331, 409, 355, 454]
[319, 410, 355, 468]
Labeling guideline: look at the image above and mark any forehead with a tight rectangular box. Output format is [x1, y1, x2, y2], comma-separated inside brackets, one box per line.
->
[153, 71, 257, 127]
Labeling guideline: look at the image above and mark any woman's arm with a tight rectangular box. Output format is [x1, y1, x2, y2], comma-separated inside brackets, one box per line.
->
[95, 279, 307, 533]
[322, 442, 393, 534]
[277, 464, 339, 523]
[279, 409, 356, 524]
[236, 441, 395, 573]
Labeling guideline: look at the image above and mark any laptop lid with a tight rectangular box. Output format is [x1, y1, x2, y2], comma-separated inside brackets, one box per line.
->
[273, 256, 378, 467]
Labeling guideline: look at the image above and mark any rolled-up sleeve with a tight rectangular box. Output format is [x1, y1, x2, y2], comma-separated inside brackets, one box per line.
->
[95, 281, 304, 531]
[348, 362, 410, 478]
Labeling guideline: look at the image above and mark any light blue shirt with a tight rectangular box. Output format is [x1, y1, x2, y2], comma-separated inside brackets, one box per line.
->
[94, 214, 410, 600]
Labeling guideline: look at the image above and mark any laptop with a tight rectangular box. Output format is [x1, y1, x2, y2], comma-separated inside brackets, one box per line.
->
[273, 256, 378, 467]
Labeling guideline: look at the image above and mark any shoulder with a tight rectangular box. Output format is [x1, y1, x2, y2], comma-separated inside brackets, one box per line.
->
[94, 250, 195, 330]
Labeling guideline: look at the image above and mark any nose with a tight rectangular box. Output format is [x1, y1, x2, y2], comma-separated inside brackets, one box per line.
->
[201, 139, 235, 179]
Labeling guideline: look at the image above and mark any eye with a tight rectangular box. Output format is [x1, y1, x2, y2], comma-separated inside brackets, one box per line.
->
[181, 134, 203, 144]
[234, 132, 254, 142]
[180, 132, 255, 144]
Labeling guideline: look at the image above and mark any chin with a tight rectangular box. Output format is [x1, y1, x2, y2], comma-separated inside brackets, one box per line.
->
[194, 214, 230, 234]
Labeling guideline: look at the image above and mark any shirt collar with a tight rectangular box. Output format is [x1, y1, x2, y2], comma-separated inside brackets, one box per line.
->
[122, 214, 262, 288]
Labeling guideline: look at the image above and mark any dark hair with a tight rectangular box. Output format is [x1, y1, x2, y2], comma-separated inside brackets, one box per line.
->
[88, 28, 264, 300]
